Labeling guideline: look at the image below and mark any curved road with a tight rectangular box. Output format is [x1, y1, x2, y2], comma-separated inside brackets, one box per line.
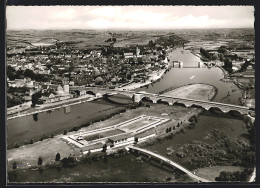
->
[129, 146, 211, 183]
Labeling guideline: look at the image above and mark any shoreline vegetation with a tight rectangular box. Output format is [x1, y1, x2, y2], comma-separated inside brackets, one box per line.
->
[7, 63, 169, 120]
[7, 48, 255, 182]
[7, 82, 217, 166]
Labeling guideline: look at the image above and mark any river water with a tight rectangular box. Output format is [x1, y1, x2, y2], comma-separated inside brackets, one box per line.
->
[7, 47, 248, 183]
[135, 48, 242, 105]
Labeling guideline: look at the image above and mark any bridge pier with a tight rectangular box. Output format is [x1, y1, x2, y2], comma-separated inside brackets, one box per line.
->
[85, 88, 252, 115]
[133, 93, 142, 103]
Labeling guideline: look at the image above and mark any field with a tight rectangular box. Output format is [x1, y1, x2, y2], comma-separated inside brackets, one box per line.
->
[6, 30, 167, 50]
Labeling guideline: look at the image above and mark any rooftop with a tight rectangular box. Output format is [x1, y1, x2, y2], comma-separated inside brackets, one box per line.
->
[82, 142, 104, 151]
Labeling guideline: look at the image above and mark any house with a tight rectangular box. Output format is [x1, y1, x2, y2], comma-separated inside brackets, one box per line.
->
[82, 142, 104, 154]
[38, 92, 73, 104]
[70, 87, 87, 96]
[124, 53, 134, 59]
[107, 133, 134, 147]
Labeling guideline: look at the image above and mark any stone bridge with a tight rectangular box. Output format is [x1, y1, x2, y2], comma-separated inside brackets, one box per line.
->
[85, 87, 253, 115]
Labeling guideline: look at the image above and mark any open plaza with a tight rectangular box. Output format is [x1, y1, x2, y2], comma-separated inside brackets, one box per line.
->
[62, 115, 170, 154]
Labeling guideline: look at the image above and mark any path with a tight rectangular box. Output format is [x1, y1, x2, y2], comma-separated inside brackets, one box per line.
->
[129, 146, 211, 182]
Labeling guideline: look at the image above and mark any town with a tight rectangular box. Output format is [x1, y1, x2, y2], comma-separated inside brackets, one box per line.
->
[6, 6, 256, 184]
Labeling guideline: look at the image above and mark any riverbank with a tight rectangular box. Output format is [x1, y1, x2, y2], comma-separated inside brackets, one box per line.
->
[7, 67, 168, 120]
[7, 83, 216, 170]
[116, 68, 168, 91]
[7, 94, 98, 120]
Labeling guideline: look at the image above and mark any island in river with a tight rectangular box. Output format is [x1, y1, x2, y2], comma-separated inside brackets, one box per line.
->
[7, 48, 255, 183]
[7, 84, 223, 182]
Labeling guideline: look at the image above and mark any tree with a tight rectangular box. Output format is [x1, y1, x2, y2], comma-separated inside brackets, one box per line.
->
[38, 157, 43, 165]
[33, 113, 38, 121]
[63, 130, 67, 135]
[95, 76, 104, 85]
[200, 48, 212, 60]
[218, 46, 227, 54]
[24, 69, 35, 79]
[219, 53, 224, 62]
[102, 144, 107, 153]
[14, 143, 19, 148]
[224, 58, 232, 68]
[12, 161, 17, 169]
[69, 62, 75, 72]
[29, 138, 34, 144]
[61, 156, 76, 167]
[31, 91, 42, 107]
[55, 153, 61, 161]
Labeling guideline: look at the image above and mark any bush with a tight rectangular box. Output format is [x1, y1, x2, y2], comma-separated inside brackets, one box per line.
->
[14, 143, 19, 148]
[69, 126, 80, 132]
[55, 153, 61, 161]
[61, 156, 77, 168]
[38, 157, 43, 165]
[63, 130, 67, 135]
[12, 161, 17, 169]
[29, 138, 34, 144]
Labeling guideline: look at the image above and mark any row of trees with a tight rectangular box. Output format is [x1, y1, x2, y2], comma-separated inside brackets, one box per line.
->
[7, 86, 30, 108]
[215, 168, 254, 182]
[7, 66, 49, 82]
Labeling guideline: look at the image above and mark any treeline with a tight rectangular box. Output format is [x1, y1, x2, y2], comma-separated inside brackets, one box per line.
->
[7, 86, 30, 108]
[152, 34, 188, 48]
[215, 168, 254, 182]
[200, 48, 212, 61]
[7, 66, 50, 82]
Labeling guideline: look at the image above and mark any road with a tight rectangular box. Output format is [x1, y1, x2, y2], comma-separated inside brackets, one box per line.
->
[129, 146, 211, 183]
[249, 167, 256, 182]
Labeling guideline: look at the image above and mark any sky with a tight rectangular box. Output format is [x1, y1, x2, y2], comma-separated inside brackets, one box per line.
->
[6, 6, 254, 30]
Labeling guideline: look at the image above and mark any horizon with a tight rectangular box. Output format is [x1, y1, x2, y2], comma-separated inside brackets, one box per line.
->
[6, 6, 254, 30]
[6, 27, 254, 31]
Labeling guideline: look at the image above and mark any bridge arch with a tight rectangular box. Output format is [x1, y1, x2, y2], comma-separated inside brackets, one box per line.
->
[86, 90, 96, 95]
[176, 101, 193, 108]
[208, 106, 225, 114]
[140, 96, 155, 103]
[156, 99, 170, 105]
[190, 104, 205, 110]
[227, 109, 243, 116]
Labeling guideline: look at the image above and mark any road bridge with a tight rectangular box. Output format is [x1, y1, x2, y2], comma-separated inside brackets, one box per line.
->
[128, 146, 211, 183]
[85, 87, 253, 115]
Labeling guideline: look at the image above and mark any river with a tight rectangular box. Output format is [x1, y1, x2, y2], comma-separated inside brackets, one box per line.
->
[7, 47, 249, 183]
[135, 48, 243, 105]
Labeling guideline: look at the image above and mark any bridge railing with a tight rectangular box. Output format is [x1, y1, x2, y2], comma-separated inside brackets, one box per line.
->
[141, 92, 250, 110]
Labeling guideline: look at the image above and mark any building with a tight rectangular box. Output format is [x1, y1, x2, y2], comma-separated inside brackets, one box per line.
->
[82, 142, 104, 154]
[124, 53, 134, 59]
[107, 133, 135, 147]
[38, 93, 73, 104]
[70, 87, 87, 96]
[135, 129, 156, 142]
